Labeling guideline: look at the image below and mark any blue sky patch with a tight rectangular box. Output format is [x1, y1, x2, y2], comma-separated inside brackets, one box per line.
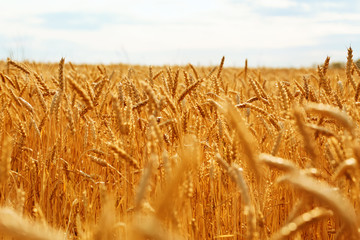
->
[38, 12, 114, 30]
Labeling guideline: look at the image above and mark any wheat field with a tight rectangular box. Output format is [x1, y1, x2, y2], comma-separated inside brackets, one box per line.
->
[0, 49, 360, 239]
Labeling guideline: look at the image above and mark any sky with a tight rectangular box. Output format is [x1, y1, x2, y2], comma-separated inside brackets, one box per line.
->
[1, 0, 360, 67]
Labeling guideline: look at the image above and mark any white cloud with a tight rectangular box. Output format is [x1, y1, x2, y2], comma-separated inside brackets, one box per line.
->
[0, 0, 359, 66]
[252, 0, 297, 8]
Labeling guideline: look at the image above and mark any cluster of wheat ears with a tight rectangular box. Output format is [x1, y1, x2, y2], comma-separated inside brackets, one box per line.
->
[0, 48, 360, 239]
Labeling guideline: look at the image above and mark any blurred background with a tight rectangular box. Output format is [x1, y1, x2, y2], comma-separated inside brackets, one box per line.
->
[1, 0, 360, 67]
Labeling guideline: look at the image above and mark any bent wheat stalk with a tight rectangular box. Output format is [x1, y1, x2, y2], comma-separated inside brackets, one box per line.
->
[271, 207, 333, 240]
[258, 153, 296, 173]
[305, 103, 355, 137]
[278, 173, 359, 238]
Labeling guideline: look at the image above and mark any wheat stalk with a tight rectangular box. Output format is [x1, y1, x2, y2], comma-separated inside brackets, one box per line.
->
[222, 101, 261, 180]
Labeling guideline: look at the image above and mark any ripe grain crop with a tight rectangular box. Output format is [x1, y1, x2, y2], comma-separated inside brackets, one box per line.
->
[1, 49, 360, 239]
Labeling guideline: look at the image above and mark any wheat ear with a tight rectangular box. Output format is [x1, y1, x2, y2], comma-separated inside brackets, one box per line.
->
[346, 47, 357, 90]
[58, 57, 65, 91]
[177, 78, 203, 103]
[107, 142, 139, 169]
[7, 58, 31, 75]
[67, 76, 94, 109]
